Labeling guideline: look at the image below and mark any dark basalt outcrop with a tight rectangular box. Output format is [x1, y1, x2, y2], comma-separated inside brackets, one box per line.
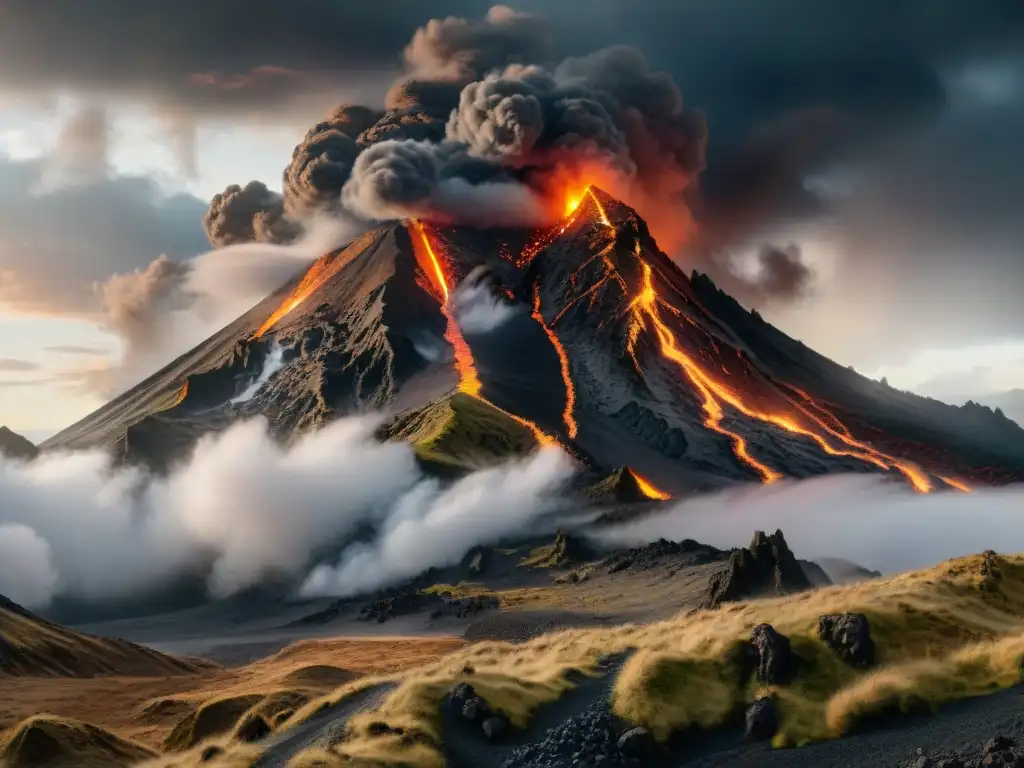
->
[818, 613, 876, 668]
[702, 529, 812, 609]
[747, 623, 794, 685]
[600, 538, 725, 575]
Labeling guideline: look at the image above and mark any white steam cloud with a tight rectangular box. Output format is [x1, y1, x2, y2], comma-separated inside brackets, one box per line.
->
[597, 474, 1024, 575]
[451, 266, 518, 334]
[301, 446, 574, 597]
[232, 341, 286, 404]
[0, 415, 573, 609]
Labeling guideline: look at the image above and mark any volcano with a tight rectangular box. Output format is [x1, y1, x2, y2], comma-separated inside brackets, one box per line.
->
[41, 189, 1024, 492]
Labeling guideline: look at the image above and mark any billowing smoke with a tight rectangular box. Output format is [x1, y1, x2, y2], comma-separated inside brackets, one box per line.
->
[451, 266, 519, 333]
[597, 474, 1024, 576]
[203, 181, 298, 247]
[301, 446, 574, 598]
[211, 6, 706, 248]
[0, 415, 573, 610]
[86, 218, 356, 398]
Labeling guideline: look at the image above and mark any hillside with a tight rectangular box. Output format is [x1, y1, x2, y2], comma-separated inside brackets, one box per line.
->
[0, 593, 208, 678]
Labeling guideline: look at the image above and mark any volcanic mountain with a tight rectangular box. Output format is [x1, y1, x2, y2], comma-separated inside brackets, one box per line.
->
[42, 189, 1024, 493]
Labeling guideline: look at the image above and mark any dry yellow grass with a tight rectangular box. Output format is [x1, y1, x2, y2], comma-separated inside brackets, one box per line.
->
[270, 551, 1024, 767]
[0, 714, 157, 768]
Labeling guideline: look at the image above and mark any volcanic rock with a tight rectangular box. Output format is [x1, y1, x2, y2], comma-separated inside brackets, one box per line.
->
[481, 715, 509, 741]
[584, 465, 654, 504]
[601, 538, 724, 575]
[818, 613, 876, 668]
[523, 529, 593, 568]
[702, 530, 812, 608]
[617, 726, 656, 757]
[200, 745, 224, 762]
[747, 623, 794, 685]
[744, 696, 780, 741]
[0, 426, 37, 461]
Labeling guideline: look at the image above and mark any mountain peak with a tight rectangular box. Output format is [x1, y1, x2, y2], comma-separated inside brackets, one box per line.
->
[0, 426, 37, 461]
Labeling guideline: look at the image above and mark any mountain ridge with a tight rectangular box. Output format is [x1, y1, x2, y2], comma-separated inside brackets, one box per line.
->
[39, 188, 1024, 489]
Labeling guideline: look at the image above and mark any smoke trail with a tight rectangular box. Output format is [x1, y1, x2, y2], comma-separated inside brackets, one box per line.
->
[0, 414, 573, 610]
[596, 474, 1024, 575]
[231, 342, 285, 404]
[451, 266, 519, 334]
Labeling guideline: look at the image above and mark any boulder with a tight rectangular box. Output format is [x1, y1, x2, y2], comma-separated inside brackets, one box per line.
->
[818, 613, 875, 668]
[481, 715, 509, 741]
[747, 623, 793, 685]
[744, 697, 779, 741]
[617, 726, 656, 757]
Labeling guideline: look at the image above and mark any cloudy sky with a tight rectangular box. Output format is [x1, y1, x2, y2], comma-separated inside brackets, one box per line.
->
[0, 1, 1021, 440]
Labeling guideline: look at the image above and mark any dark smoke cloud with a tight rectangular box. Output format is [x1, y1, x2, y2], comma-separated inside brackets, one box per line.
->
[281, 121, 363, 218]
[399, 5, 553, 83]
[342, 139, 546, 226]
[203, 181, 297, 247]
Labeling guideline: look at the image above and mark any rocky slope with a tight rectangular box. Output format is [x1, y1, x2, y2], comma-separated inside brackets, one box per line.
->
[39, 189, 1024, 490]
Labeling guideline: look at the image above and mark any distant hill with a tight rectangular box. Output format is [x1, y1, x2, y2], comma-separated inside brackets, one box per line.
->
[0, 426, 37, 461]
[0, 592, 211, 677]
[978, 390, 1024, 430]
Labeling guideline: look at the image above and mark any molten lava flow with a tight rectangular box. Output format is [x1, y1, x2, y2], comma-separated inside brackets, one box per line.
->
[410, 221, 558, 449]
[587, 188, 612, 227]
[170, 379, 188, 407]
[409, 220, 450, 303]
[409, 221, 479, 395]
[532, 287, 578, 439]
[628, 249, 936, 492]
[630, 469, 671, 500]
[253, 257, 334, 338]
[631, 262, 782, 483]
[939, 475, 973, 493]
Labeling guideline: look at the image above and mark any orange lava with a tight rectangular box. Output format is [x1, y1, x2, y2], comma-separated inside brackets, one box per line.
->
[564, 190, 586, 217]
[630, 469, 671, 500]
[170, 379, 188, 407]
[411, 221, 558, 449]
[253, 257, 333, 338]
[532, 287, 578, 439]
[939, 475, 973, 493]
[629, 260, 782, 483]
[629, 251, 936, 492]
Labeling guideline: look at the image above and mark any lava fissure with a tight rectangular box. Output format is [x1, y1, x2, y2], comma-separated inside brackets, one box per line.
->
[630, 469, 672, 500]
[410, 221, 557, 449]
[532, 286, 578, 439]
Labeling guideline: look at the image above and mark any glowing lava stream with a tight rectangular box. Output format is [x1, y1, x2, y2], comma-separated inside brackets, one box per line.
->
[630, 469, 672, 500]
[939, 475, 973, 493]
[532, 287, 578, 439]
[410, 221, 557, 448]
[253, 257, 334, 338]
[630, 256, 938, 492]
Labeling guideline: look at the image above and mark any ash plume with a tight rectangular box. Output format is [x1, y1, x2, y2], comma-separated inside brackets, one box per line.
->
[214, 7, 706, 247]
[203, 181, 298, 247]
[752, 243, 813, 301]
[0, 415, 573, 610]
[41, 103, 110, 189]
[597, 474, 1024, 576]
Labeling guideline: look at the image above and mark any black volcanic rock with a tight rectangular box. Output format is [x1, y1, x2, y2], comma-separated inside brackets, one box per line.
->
[600, 538, 725, 575]
[818, 613, 876, 668]
[0, 426, 36, 461]
[702, 529, 812, 608]
[747, 623, 794, 685]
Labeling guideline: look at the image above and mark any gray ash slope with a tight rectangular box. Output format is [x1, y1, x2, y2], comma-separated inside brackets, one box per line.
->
[41, 189, 1024, 489]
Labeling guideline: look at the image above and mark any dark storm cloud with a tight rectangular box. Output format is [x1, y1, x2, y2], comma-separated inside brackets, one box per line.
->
[0, 156, 207, 316]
